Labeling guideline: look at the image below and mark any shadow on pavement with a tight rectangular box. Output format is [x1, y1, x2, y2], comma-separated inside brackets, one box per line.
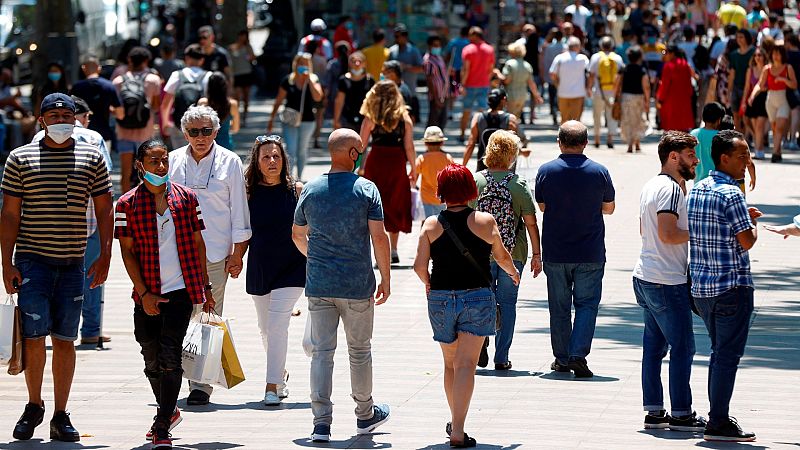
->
[538, 372, 620, 382]
[517, 297, 800, 371]
[177, 400, 311, 412]
[637, 429, 703, 440]
[1, 440, 109, 450]
[291, 432, 392, 448]
[475, 369, 542, 378]
[416, 443, 522, 450]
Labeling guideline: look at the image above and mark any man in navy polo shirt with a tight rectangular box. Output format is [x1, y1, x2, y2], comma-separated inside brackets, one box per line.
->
[534, 120, 615, 378]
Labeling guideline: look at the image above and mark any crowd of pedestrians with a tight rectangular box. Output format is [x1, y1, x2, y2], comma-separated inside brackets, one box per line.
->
[3, 2, 800, 448]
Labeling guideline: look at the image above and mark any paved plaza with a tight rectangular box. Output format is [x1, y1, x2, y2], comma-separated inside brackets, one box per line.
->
[1, 101, 799, 449]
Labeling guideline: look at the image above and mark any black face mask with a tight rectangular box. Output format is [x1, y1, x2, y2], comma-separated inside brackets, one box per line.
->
[351, 147, 364, 172]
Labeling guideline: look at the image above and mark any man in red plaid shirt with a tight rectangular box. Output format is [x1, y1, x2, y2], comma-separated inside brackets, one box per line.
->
[115, 139, 215, 449]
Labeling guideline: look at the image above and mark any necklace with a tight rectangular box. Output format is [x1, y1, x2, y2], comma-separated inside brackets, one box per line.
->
[156, 191, 167, 213]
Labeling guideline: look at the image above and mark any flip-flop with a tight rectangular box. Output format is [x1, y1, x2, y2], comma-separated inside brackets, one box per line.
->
[450, 432, 477, 448]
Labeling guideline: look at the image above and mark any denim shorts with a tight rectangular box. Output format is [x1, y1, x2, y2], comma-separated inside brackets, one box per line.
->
[116, 139, 143, 155]
[15, 256, 85, 341]
[462, 87, 489, 110]
[427, 287, 495, 343]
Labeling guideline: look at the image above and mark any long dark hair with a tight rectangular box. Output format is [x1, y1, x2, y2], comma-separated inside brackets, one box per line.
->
[244, 136, 295, 197]
[205, 71, 231, 122]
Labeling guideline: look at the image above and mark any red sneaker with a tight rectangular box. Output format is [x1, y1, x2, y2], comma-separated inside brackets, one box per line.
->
[145, 407, 182, 439]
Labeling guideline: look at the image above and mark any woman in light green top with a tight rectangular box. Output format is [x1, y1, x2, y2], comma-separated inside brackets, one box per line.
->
[471, 130, 542, 370]
[498, 42, 543, 121]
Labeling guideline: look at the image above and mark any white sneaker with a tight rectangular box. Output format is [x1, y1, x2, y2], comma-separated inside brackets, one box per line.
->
[276, 383, 289, 399]
[264, 391, 281, 406]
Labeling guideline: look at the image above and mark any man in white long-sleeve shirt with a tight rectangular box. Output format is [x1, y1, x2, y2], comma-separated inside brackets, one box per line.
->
[167, 105, 251, 405]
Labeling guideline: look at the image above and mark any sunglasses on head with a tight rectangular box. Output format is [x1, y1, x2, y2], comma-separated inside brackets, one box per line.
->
[187, 127, 214, 137]
[255, 134, 283, 144]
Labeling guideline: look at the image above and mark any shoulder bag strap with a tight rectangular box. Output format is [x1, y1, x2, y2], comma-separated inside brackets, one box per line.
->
[437, 213, 492, 285]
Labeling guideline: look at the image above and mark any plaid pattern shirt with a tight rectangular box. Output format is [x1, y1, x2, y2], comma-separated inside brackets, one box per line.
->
[687, 170, 754, 298]
[114, 182, 207, 304]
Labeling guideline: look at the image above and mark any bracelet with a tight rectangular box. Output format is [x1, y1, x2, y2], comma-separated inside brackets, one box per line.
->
[139, 290, 149, 299]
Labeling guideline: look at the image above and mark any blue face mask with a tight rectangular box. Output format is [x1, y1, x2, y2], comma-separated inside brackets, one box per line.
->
[345, 21, 354, 30]
[379, 73, 386, 81]
[48, 72, 62, 82]
[143, 170, 169, 186]
[431, 47, 442, 56]
[297, 66, 309, 75]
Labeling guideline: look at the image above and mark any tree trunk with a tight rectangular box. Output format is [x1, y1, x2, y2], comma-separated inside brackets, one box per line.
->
[32, 0, 77, 96]
[218, 1, 248, 47]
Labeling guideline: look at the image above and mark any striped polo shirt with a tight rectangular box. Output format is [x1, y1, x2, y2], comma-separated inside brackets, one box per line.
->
[1, 139, 112, 265]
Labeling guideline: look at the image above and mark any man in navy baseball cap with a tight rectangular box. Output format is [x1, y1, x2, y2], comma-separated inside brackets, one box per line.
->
[39, 92, 76, 115]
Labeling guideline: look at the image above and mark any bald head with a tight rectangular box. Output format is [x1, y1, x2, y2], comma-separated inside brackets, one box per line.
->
[558, 120, 588, 153]
[328, 128, 362, 155]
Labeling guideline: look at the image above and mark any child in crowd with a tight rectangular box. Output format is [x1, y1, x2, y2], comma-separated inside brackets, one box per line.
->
[415, 126, 454, 217]
[691, 102, 726, 183]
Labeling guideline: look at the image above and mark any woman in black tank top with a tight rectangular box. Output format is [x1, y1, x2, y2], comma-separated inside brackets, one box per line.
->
[412, 164, 519, 448]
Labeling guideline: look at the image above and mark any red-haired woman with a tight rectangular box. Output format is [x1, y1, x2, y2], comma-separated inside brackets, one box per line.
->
[413, 164, 520, 448]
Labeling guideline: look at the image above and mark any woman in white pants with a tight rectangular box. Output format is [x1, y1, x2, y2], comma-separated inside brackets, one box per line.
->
[243, 135, 307, 405]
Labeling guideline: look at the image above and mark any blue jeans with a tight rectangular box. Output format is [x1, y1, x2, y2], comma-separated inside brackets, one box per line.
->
[490, 260, 525, 364]
[693, 286, 754, 426]
[81, 229, 104, 338]
[282, 121, 315, 180]
[14, 256, 85, 341]
[543, 262, 604, 364]
[632, 277, 696, 416]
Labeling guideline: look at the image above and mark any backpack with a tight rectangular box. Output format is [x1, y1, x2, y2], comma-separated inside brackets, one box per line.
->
[479, 111, 509, 155]
[117, 73, 151, 129]
[476, 170, 520, 252]
[172, 69, 206, 124]
[597, 51, 618, 92]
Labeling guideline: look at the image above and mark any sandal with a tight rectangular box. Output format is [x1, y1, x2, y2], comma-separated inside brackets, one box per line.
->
[450, 432, 477, 448]
[446, 422, 452, 437]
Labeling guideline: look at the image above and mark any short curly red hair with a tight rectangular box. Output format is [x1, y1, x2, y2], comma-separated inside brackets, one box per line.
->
[436, 164, 478, 205]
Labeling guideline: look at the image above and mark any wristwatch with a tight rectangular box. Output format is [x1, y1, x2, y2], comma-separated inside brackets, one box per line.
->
[204, 283, 213, 291]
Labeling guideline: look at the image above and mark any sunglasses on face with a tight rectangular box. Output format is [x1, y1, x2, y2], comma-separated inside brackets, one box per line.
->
[187, 127, 214, 137]
[255, 134, 283, 144]
[199, 35, 210, 41]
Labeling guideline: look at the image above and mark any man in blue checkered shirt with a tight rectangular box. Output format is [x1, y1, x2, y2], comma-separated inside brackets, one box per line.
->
[686, 129, 761, 443]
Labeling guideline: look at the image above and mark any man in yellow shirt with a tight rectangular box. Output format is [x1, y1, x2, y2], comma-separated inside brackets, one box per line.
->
[362, 29, 390, 80]
[718, 0, 747, 29]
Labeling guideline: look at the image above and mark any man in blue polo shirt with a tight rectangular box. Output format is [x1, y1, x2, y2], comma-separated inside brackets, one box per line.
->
[534, 120, 615, 378]
[687, 129, 760, 442]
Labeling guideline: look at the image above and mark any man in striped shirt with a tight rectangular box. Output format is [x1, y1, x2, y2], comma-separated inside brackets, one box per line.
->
[2, 93, 113, 442]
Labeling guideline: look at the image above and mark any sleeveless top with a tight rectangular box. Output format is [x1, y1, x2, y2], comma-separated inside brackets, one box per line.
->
[767, 65, 788, 91]
[430, 208, 492, 291]
[245, 183, 307, 295]
[622, 64, 646, 94]
[749, 67, 760, 87]
[371, 120, 405, 146]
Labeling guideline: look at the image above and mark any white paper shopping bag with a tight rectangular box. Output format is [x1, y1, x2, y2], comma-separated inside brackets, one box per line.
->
[181, 320, 224, 384]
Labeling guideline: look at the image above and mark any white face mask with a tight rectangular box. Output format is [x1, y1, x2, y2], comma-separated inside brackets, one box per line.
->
[45, 123, 74, 144]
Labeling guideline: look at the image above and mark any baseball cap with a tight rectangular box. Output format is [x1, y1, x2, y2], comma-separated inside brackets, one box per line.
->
[71, 95, 91, 115]
[40, 93, 76, 114]
[394, 23, 408, 34]
[422, 126, 447, 143]
[310, 18, 327, 32]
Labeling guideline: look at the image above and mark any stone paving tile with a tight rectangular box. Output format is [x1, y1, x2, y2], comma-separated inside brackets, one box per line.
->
[1, 103, 799, 449]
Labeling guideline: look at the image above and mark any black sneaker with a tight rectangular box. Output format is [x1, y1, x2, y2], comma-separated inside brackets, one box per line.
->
[50, 411, 80, 442]
[644, 410, 671, 429]
[152, 417, 172, 449]
[13, 402, 45, 440]
[356, 403, 390, 434]
[310, 423, 331, 442]
[568, 358, 594, 378]
[477, 337, 489, 368]
[494, 361, 512, 370]
[186, 389, 210, 405]
[669, 411, 706, 432]
[704, 417, 756, 442]
[550, 360, 571, 373]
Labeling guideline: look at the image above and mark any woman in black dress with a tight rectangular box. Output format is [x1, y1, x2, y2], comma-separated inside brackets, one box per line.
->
[243, 135, 306, 406]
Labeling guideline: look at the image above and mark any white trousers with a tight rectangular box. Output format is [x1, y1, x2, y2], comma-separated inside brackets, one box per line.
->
[252, 287, 305, 384]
